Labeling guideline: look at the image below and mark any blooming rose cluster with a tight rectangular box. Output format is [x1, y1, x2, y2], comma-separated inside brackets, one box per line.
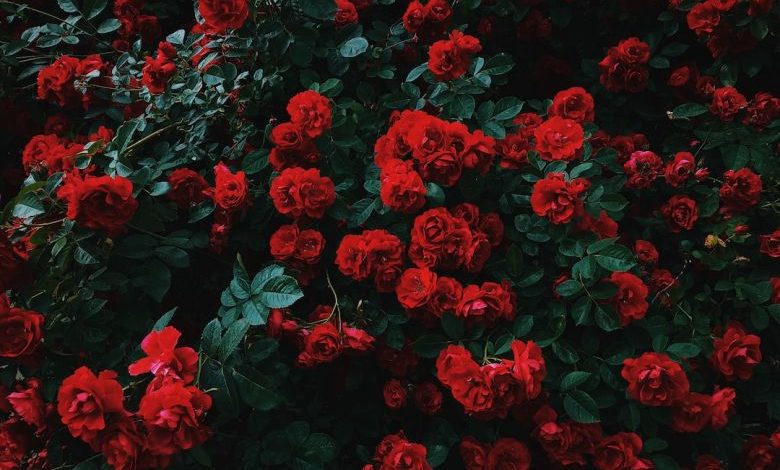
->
[374, 110, 496, 188]
[402, 0, 452, 40]
[198, 0, 249, 34]
[336, 229, 405, 292]
[55, 327, 211, 470]
[142, 41, 177, 94]
[531, 172, 590, 224]
[435, 341, 545, 419]
[269, 224, 326, 283]
[56, 173, 139, 236]
[112, 0, 160, 48]
[459, 435, 532, 470]
[362, 431, 432, 470]
[684, 0, 766, 58]
[427, 30, 482, 81]
[266, 306, 375, 367]
[269, 90, 333, 171]
[21, 125, 114, 175]
[621, 351, 745, 434]
[598, 37, 651, 93]
[382, 380, 443, 416]
[37, 54, 113, 108]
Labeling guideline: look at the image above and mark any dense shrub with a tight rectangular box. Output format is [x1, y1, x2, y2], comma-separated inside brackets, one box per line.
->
[0, 0, 779, 469]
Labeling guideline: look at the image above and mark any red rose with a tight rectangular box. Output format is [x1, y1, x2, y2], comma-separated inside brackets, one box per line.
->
[44, 141, 85, 174]
[608, 272, 649, 325]
[209, 162, 249, 212]
[425, 276, 463, 317]
[710, 386, 736, 429]
[57, 367, 126, 442]
[22, 134, 61, 173]
[709, 0, 738, 11]
[710, 86, 747, 122]
[141, 44, 176, 94]
[660, 195, 698, 232]
[577, 211, 619, 239]
[413, 382, 442, 415]
[428, 30, 481, 81]
[99, 417, 144, 470]
[335, 229, 404, 290]
[297, 323, 341, 366]
[743, 92, 780, 128]
[0, 235, 31, 293]
[409, 207, 473, 270]
[396, 267, 438, 310]
[380, 159, 427, 214]
[424, 0, 452, 23]
[456, 282, 515, 324]
[623, 150, 662, 189]
[295, 229, 325, 264]
[719, 168, 762, 214]
[383, 379, 407, 410]
[167, 168, 209, 209]
[420, 148, 463, 187]
[695, 454, 725, 470]
[534, 116, 584, 161]
[56, 173, 139, 236]
[7, 378, 46, 432]
[402, 1, 425, 32]
[486, 438, 531, 470]
[593, 433, 651, 470]
[128, 326, 199, 384]
[138, 382, 212, 455]
[549, 87, 595, 123]
[270, 167, 336, 219]
[198, 0, 249, 33]
[613, 37, 651, 65]
[634, 240, 658, 265]
[37, 56, 80, 107]
[667, 65, 694, 87]
[664, 151, 696, 188]
[748, 0, 775, 15]
[744, 435, 779, 470]
[286, 90, 333, 138]
[760, 230, 780, 258]
[478, 213, 504, 248]
[436, 345, 493, 413]
[381, 441, 432, 470]
[671, 392, 712, 433]
[270, 122, 306, 151]
[530, 172, 589, 224]
[687, 1, 720, 35]
[621, 352, 690, 406]
[511, 340, 546, 402]
[710, 323, 762, 380]
[335, 0, 359, 27]
[341, 324, 374, 352]
[459, 436, 489, 470]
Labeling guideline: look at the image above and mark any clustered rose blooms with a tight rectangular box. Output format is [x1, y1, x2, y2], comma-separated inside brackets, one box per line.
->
[382, 380, 443, 415]
[142, 41, 177, 94]
[270, 167, 336, 219]
[459, 435, 532, 470]
[436, 341, 545, 418]
[427, 30, 482, 81]
[55, 327, 211, 469]
[198, 0, 249, 34]
[336, 229, 405, 292]
[269, 90, 333, 170]
[363, 431, 432, 470]
[607, 272, 649, 325]
[374, 109, 496, 187]
[598, 37, 651, 93]
[56, 172, 139, 236]
[402, 0, 452, 39]
[531, 172, 589, 224]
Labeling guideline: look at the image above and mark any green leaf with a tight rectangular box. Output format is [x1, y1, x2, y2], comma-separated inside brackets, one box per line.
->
[492, 97, 523, 121]
[12, 193, 45, 219]
[58, 0, 79, 13]
[593, 245, 636, 272]
[257, 275, 303, 309]
[564, 390, 600, 423]
[666, 343, 700, 358]
[153, 308, 177, 331]
[482, 54, 515, 75]
[561, 371, 592, 391]
[201, 319, 222, 357]
[303, 434, 339, 463]
[447, 94, 475, 119]
[669, 103, 708, 119]
[570, 296, 592, 325]
[188, 200, 215, 223]
[441, 313, 464, 339]
[300, 0, 337, 19]
[233, 365, 283, 410]
[594, 306, 620, 332]
[97, 18, 121, 34]
[406, 62, 429, 82]
[219, 319, 250, 361]
[339, 37, 369, 58]
[556, 280, 583, 297]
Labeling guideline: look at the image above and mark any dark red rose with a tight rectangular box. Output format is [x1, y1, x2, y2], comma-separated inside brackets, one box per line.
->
[748, 0, 774, 16]
[459, 436, 489, 470]
[660, 195, 698, 232]
[57, 173, 138, 236]
[37, 56, 80, 107]
[710, 386, 736, 429]
[577, 211, 619, 239]
[478, 213, 504, 248]
[760, 230, 780, 258]
[128, 326, 199, 385]
[549, 87, 595, 123]
[743, 92, 780, 128]
[719, 168, 762, 215]
[286, 90, 332, 138]
[0, 235, 30, 293]
[270, 167, 336, 219]
[710, 86, 747, 122]
[743, 435, 779, 470]
[687, 1, 720, 35]
[341, 324, 374, 353]
[634, 240, 658, 265]
[531, 172, 589, 224]
[57, 367, 126, 443]
[383, 379, 407, 410]
[22, 134, 61, 173]
[534, 117, 584, 161]
[413, 382, 442, 415]
[486, 438, 531, 470]
[624, 150, 662, 189]
[428, 30, 481, 81]
[6, 378, 46, 432]
[396, 267, 438, 310]
[381, 441, 432, 470]
[593, 433, 651, 470]
[436, 345, 493, 413]
[380, 159, 427, 214]
[510, 340, 546, 402]
[409, 207, 473, 270]
[710, 323, 762, 381]
[456, 281, 514, 324]
[335, 0, 359, 27]
[138, 382, 212, 455]
[208, 163, 249, 212]
[167, 168, 209, 209]
[402, 1, 425, 32]
[695, 454, 725, 470]
[198, 0, 249, 33]
[270, 122, 306, 151]
[99, 417, 144, 470]
[668, 65, 694, 87]
[671, 392, 712, 433]
[613, 37, 650, 64]
[608, 272, 649, 325]
[621, 352, 690, 406]
[297, 323, 341, 366]
[141, 44, 176, 94]
[664, 151, 696, 188]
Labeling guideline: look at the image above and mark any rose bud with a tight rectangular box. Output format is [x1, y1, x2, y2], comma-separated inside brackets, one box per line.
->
[734, 225, 750, 235]
[694, 168, 710, 181]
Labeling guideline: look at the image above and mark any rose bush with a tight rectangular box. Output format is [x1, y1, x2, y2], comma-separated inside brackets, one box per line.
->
[0, 0, 779, 469]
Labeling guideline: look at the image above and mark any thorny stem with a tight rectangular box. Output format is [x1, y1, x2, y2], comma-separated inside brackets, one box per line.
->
[650, 258, 690, 304]
[324, 269, 342, 333]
